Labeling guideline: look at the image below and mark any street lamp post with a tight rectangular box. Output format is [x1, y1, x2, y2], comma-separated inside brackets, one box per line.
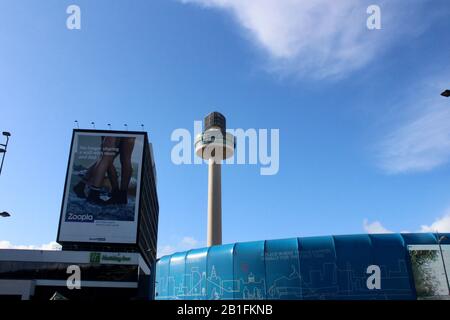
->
[436, 91, 450, 295]
[1, 132, 12, 219]
[438, 235, 450, 296]
[0, 131, 11, 176]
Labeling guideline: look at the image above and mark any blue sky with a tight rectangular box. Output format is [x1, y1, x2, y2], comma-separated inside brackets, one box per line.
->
[0, 0, 450, 255]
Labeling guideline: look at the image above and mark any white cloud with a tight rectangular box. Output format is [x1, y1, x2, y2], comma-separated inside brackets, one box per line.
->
[377, 97, 450, 174]
[364, 208, 450, 234]
[0, 240, 61, 250]
[363, 219, 393, 234]
[180, 0, 421, 78]
[158, 236, 200, 258]
[420, 211, 450, 233]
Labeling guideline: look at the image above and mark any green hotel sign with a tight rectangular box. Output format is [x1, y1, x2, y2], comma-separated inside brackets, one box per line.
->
[90, 252, 101, 264]
[90, 252, 132, 264]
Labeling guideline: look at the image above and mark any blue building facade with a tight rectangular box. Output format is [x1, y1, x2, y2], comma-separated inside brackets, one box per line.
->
[155, 233, 450, 300]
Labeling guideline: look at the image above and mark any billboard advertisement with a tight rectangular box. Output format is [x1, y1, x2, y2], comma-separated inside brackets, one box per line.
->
[58, 130, 145, 244]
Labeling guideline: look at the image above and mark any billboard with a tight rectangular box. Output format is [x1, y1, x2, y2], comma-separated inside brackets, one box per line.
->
[58, 130, 145, 244]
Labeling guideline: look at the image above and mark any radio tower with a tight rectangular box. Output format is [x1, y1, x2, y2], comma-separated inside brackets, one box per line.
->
[195, 112, 235, 246]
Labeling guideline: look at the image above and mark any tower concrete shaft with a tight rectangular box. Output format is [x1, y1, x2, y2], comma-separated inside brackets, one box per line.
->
[207, 159, 222, 246]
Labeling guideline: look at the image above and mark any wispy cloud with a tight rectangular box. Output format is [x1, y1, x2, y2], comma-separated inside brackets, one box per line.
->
[179, 0, 426, 79]
[158, 236, 200, 257]
[180, 0, 450, 169]
[0, 240, 61, 250]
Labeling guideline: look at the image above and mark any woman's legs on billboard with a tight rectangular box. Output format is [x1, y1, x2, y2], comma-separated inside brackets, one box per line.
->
[106, 137, 135, 205]
[119, 137, 135, 192]
[85, 136, 118, 204]
[73, 136, 119, 199]
[89, 137, 117, 187]
[107, 162, 119, 192]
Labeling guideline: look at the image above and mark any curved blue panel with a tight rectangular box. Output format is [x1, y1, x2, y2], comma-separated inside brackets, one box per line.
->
[298, 236, 337, 300]
[401, 233, 438, 245]
[169, 252, 188, 299]
[155, 255, 171, 300]
[154, 232, 450, 300]
[333, 234, 375, 299]
[369, 234, 415, 300]
[265, 238, 301, 300]
[207, 244, 235, 300]
[233, 241, 266, 300]
[185, 248, 209, 300]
